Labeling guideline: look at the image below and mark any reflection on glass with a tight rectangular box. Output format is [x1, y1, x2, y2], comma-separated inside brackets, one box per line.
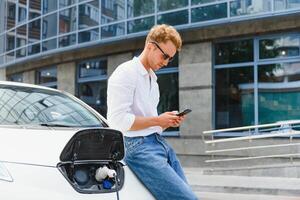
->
[127, 0, 154, 18]
[157, 0, 188, 12]
[157, 72, 179, 132]
[16, 25, 27, 48]
[101, 0, 125, 24]
[29, 19, 41, 43]
[36, 66, 57, 84]
[6, 31, 15, 51]
[215, 67, 254, 129]
[79, 1, 99, 30]
[29, 0, 41, 20]
[259, 36, 300, 59]
[59, 34, 76, 47]
[191, 3, 227, 23]
[215, 39, 253, 65]
[78, 28, 99, 43]
[127, 17, 154, 34]
[258, 63, 300, 124]
[16, 47, 26, 58]
[42, 13, 58, 39]
[0, 56, 4, 65]
[0, 34, 5, 55]
[275, 0, 300, 10]
[8, 73, 23, 82]
[18, 5, 27, 23]
[78, 81, 107, 117]
[6, 2, 16, 29]
[59, 0, 76, 8]
[101, 23, 125, 39]
[157, 10, 188, 26]
[79, 59, 107, 78]
[230, 0, 272, 17]
[42, 38, 57, 52]
[192, 0, 222, 5]
[6, 52, 15, 63]
[28, 43, 41, 55]
[59, 7, 77, 34]
[43, 0, 58, 14]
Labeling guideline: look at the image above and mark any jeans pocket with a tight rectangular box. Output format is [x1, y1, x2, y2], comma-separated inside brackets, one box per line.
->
[124, 137, 144, 155]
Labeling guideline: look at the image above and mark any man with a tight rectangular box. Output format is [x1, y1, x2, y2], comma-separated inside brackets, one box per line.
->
[107, 24, 198, 200]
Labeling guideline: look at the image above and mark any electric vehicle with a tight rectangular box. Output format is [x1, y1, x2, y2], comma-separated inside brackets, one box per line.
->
[0, 81, 155, 200]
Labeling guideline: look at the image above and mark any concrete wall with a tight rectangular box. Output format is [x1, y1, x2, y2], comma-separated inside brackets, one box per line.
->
[0, 68, 6, 81]
[167, 42, 213, 166]
[57, 62, 76, 95]
[107, 53, 133, 77]
[23, 70, 35, 84]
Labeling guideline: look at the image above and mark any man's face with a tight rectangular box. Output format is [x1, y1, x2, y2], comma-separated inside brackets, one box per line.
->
[148, 40, 177, 71]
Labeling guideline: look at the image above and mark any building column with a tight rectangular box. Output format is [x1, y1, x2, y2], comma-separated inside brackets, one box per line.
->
[57, 62, 76, 95]
[166, 42, 213, 167]
[0, 68, 6, 81]
[107, 52, 132, 77]
[23, 70, 35, 84]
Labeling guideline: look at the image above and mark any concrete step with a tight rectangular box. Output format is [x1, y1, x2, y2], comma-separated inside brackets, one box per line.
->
[184, 168, 300, 199]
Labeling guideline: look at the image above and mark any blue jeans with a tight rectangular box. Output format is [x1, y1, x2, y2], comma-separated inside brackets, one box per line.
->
[124, 133, 198, 200]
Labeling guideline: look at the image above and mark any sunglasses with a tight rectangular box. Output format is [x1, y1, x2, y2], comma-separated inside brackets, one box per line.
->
[150, 41, 174, 62]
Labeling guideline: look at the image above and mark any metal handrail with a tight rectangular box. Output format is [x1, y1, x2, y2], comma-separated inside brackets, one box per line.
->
[203, 121, 300, 165]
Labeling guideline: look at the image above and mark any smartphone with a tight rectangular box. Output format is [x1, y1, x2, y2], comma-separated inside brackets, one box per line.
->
[176, 109, 192, 116]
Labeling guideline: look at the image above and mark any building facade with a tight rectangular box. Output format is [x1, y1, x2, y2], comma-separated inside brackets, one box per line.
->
[1, 0, 300, 166]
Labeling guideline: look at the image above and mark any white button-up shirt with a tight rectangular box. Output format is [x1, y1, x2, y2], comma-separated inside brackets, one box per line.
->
[107, 57, 163, 137]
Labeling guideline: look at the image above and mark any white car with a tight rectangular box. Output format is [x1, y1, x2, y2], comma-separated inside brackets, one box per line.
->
[0, 81, 154, 200]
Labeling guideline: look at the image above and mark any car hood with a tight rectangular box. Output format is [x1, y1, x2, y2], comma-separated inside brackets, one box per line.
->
[0, 126, 124, 167]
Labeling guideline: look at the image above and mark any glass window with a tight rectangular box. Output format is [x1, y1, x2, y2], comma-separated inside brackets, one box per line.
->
[258, 62, 300, 124]
[215, 66, 255, 129]
[259, 36, 300, 59]
[192, 0, 223, 5]
[29, 19, 41, 43]
[16, 47, 27, 58]
[215, 39, 253, 65]
[101, 23, 125, 39]
[101, 0, 125, 24]
[8, 73, 23, 82]
[16, 25, 27, 48]
[6, 30, 15, 51]
[78, 59, 107, 78]
[43, 0, 58, 14]
[28, 43, 41, 55]
[0, 56, 4, 65]
[127, 17, 155, 34]
[157, 10, 188, 26]
[191, 3, 227, 23]
[230, 0, 272, 17]
[59, 34, 76, 47]
[79, 1, 99, 30]
[157, 0, 188, 12]
[0, 34, 5, 55]
[77, 58, 108, 117]
[36, 66, 57, 85]
[6, 2, 16, 29]
[78, 28, 99, 43]
[59, 0, 76, 8]
[78, 81, 107, 117]
[59, 7, 77, 34]
[42, 38, 57, 52]
[127, 0, 154, 18]
[5, 52, 15, 63]
[42, 13, 58, 39]
[29, 0, 41, 20]
[275, 0, 300, 10]
[18, 6, 27, 23]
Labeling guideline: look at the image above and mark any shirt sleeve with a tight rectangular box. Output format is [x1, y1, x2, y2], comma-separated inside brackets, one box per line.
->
[107, 67, 136, 132]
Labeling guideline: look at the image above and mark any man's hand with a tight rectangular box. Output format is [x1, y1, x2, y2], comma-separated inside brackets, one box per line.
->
[158, 111, 186, 129]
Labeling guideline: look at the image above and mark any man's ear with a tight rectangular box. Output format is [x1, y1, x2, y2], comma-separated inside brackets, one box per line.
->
[146, 42, 153, 50]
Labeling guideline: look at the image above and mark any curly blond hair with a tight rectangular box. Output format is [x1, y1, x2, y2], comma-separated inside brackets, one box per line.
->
[146, 24, 182, 51]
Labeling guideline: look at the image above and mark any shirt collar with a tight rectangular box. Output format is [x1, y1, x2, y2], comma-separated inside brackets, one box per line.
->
[134, 57, 157, 81]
